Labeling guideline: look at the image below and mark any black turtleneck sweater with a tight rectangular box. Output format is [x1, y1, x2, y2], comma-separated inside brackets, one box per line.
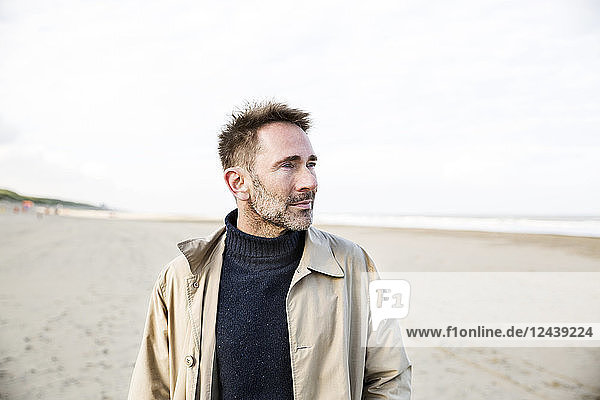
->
[216, 209, 304, 400]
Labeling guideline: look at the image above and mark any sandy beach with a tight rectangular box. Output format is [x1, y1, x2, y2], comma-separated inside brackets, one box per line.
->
[0, 212, 598, 400]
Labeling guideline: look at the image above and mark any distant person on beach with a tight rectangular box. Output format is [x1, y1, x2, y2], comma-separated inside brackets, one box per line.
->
[128, 101, 412, 400]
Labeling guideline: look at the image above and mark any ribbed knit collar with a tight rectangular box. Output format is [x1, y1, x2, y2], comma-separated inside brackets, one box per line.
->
[224, 209, 304, 268]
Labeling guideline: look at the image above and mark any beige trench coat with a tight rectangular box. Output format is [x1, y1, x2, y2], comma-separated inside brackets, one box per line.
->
[128, 226, 411, 400]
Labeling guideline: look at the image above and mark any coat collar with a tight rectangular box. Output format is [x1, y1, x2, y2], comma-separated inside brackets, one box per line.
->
[177, 225, 344, 278]
[299, 226, 344, 277]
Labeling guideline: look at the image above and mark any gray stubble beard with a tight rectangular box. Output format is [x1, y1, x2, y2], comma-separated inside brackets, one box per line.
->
[248, 173, 315, 231]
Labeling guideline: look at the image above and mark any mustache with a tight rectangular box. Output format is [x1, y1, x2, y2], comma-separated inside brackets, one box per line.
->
[287, 191, 315, 204]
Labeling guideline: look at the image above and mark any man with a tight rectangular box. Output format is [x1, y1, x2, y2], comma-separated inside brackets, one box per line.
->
[128, 101, 412, 400]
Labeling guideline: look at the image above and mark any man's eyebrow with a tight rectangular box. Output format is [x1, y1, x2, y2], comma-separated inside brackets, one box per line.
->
[273, 155, 318, 165]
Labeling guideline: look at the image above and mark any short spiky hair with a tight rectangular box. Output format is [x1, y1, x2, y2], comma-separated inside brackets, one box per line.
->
[218, 100, 312, 170]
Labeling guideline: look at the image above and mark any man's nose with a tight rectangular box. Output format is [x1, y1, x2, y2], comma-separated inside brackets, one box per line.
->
[297, 167, 317, 192]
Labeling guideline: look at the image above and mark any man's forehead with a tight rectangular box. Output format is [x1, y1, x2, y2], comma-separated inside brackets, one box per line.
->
[256, 122, 315, 159]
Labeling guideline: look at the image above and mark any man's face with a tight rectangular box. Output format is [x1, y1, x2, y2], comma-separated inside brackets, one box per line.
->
[247, 122, 318, 231]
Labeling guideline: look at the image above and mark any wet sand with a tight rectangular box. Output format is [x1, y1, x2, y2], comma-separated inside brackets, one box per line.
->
[0, 213, 599, 399]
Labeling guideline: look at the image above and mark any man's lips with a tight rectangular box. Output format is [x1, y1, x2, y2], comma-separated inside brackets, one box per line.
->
[289, 200, 312, 209]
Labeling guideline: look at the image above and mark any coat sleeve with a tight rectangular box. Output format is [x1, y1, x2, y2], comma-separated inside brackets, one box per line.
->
[360, 248, 412, 400]
[128, 271, 171, 400]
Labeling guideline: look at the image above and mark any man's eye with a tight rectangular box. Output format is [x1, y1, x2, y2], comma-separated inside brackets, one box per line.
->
[307, 162, 317, 168]
[281, 163, 294, 168]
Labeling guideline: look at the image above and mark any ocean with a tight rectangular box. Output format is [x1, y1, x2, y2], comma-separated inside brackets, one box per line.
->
[314, 214, 600, 238]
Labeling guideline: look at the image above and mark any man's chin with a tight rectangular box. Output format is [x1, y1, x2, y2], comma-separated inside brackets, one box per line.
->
[284, 212, 313, 231]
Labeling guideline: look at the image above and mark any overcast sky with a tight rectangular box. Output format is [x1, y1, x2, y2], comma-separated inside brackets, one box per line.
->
[1, 0, 598, 217]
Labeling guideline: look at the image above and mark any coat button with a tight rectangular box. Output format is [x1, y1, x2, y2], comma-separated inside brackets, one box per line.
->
[185, 355, 195, 367]
[192, 282, 199, 288]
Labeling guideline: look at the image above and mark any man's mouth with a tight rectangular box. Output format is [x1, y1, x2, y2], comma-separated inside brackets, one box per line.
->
[289, 200, 312, 210]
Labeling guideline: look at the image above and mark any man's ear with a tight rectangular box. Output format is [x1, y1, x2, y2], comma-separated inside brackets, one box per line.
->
[224, 167, 250, 201]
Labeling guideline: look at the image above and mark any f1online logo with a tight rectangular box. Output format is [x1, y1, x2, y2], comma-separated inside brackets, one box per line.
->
[369, 280, 411, 331]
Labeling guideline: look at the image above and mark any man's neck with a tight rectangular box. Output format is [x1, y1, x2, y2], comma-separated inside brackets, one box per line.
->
[236, 206, 286, 238]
